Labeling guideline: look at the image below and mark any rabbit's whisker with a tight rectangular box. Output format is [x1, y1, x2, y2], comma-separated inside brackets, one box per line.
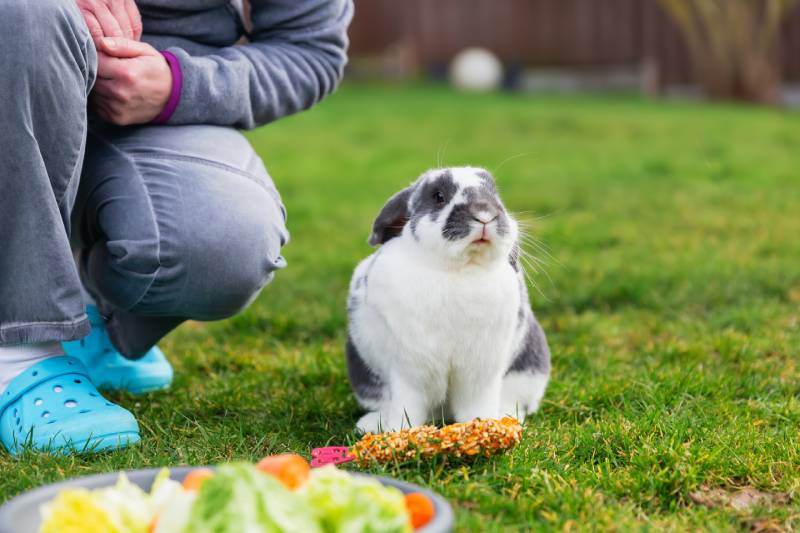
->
[512, 209, 562, 222]
[518, 252, 555, 289]
[519, 236, 562, 267]
[520, 263, 549, 302]
[436, 140, 452, 168]
[491, 151, 538, 174]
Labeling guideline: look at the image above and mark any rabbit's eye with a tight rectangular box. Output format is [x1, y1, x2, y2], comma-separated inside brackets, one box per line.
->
[433, 191, 446, 205]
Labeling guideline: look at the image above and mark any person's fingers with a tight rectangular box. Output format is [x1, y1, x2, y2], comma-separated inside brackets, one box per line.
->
[97, 37, 156, 59]
[90, 79, 118, 99]
[107, 0, 133, 38]
[96, 52, 116, 79]
[90, 1, 124, 39]
[95, 52, 132, 81]
[80, 10, 104, 41]
[90, 95, 116, 121]
[124, 0, 143, 40]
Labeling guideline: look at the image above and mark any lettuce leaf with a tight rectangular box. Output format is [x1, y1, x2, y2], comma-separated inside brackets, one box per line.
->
[300, 466, 412, 533]
[186, 462, 322, 533]
[151, 488, 195, 533]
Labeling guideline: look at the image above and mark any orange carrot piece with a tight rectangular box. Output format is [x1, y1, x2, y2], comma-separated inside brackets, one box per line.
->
[182, 468, 214, 492]
[255, 453, 310, 490]
[405, 492, 435, 529]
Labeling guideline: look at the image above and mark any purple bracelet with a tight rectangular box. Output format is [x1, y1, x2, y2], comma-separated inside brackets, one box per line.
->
[150, 51, 183, 125]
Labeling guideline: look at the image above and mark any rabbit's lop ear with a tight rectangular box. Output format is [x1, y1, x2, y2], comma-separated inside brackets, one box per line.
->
[369, 186, 414, 246]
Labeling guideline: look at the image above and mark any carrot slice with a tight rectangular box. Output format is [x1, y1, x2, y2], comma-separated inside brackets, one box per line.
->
[182, 468, 214, 492]
[255, 454, 310, 490]
[405, 492, 435, 529]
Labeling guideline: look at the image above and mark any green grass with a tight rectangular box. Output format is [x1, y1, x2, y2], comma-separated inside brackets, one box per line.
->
[3, 84, 800, 531]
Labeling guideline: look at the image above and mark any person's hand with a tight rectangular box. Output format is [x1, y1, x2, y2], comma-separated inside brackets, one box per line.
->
[91, 38, 173, 126]
[76, 0, 142, 41]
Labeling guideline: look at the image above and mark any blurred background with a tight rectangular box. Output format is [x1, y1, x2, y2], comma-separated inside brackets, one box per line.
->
[179, 5, 800, 529]
[346, 0, 800, 106]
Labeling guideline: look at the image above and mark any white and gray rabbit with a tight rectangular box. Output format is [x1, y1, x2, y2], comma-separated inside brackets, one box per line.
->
[346, 166, 551, 433]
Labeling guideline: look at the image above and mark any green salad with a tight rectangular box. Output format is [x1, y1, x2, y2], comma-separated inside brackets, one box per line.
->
[39, 462, 416, 533]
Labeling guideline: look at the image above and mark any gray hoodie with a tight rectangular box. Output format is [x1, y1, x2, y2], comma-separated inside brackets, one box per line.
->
[138, 0, 353, 129]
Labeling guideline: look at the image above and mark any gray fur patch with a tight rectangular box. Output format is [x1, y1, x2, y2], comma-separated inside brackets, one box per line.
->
[496, 213, 510, 236]
[475, 169, 496, 191]
[517, 302, 526, 328]
[347, 295, 359, 314]
[370, 187, 414, 246]
[442, 203, 474, 241]
[409, 170, 458, 236]
[509, 242, 521, 271]
[506, 314, 551, 375]
[346, 336, 384, 402]
[476, 169, 491, 179]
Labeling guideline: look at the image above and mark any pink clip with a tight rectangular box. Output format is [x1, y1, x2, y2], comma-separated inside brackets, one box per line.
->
[311, 446, 355, 468]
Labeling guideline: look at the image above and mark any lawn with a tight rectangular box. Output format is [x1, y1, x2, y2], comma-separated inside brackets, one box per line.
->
[2, 84, 800, 531]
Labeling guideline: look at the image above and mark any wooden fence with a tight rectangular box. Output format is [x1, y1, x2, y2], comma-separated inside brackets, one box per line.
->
[347, 0, 800, 87]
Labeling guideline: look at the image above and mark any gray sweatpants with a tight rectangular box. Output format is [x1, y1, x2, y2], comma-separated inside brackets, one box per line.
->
[0, 2, 289, 356]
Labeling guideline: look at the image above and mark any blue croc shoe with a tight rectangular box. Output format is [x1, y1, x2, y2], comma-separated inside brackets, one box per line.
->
[0, 356, 140, 456]
[63, 306, 173, 395]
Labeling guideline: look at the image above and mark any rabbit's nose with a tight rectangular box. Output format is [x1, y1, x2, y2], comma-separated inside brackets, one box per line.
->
[471, 202, 499, 224]
[472, 211, 498, 224]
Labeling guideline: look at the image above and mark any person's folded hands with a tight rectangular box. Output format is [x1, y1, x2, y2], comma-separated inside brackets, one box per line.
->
[91, 38, 173, 126]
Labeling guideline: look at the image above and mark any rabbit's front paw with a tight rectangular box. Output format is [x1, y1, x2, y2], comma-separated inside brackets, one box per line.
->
[356, 411, 386, 434]
[356, 409, 422, 433]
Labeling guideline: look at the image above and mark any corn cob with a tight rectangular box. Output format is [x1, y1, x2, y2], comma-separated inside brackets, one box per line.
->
[351, 417, 523, 466]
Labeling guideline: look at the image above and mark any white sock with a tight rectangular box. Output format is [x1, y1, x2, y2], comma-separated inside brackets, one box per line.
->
[0, 343, 65, 395]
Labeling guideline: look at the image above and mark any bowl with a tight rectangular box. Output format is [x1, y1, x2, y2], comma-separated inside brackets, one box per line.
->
[0, 466, 454, 533]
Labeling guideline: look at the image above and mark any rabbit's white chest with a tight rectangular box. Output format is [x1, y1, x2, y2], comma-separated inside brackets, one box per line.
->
[354, 243, 520, 399]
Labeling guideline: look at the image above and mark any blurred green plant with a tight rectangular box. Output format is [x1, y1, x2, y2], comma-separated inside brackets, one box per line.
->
[658, 0, 798, 104]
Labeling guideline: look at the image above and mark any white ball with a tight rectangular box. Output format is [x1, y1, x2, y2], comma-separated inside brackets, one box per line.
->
[449, 48, 504, 92]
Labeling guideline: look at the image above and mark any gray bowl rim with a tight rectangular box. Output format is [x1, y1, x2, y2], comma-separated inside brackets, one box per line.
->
[0, 466, 454, 533]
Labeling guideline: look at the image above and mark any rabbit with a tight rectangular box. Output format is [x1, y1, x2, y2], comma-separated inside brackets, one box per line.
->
[346, 166, 551, 433]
